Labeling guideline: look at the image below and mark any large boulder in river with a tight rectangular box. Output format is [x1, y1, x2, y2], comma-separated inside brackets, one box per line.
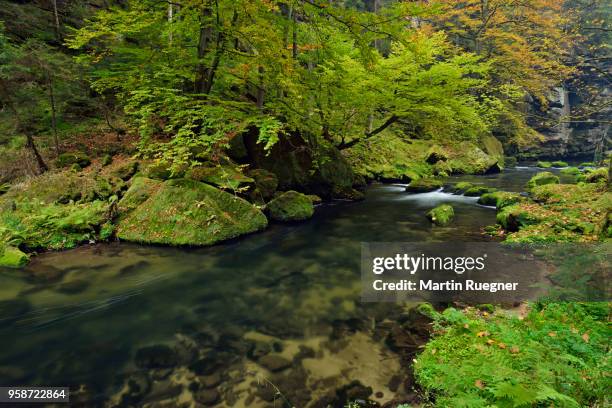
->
[405, 178, 443, 193]
[117, 178, 267, 245]
[266, 191, 314, 222]
[242, 131, 356, 199]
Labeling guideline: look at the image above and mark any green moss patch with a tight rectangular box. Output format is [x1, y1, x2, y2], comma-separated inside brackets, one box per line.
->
[406, 178, 444, 193]
[536, 161, 552, 168]
[55, 151, 91, 169]
[560, 166, 580, 176]
[117, 179, 267, 245]
[426, 204, 454, 226]
[478, 191, 523, 209]
[0, 246, 29, 268]
[551, 160, 568, 168]
[186, 165, 254, 191]
[526, 172, 559, 190]
[266, 191, 314, 222]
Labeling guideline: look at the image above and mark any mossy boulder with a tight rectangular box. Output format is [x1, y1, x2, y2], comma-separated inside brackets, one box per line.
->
[56, 151, 91, 169]
[463, 186, 497, 197]
[426, 205, 454, 226]
[450, 182, 473, 194]
[406, 178, 443, 193]
[526, 172, 559, 190]
[143, 162, 174, 180]
[584, 168, 608, 184]
[266, 191, 314, 222]
[496, 205, 542, 232]
[117, 177, 162, 214]
[307, 194, 322, 204]
[560, 166, 580, 176]
[578, 162, 595, 168]
[0, 246, 29, 268]
[112, 162, 139, 181]
[425, 148, 448, 164]
[478, 191, 523, 209]
[186, 165, 254, 190]
[101, 154, 113, 166]
[536, 161, 552, 168]
[117, 179, 267, 245]
[551, 161, 569, 168]
[248, 169, 278, 201]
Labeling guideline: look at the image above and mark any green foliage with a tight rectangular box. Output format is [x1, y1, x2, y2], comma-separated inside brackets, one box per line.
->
[415, 303, 611, 407]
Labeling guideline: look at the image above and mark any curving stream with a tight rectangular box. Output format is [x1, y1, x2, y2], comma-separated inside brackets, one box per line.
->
[0, 167, 569, 407]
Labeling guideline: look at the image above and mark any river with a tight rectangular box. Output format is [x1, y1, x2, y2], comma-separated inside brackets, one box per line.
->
[0, 166, 570, 407]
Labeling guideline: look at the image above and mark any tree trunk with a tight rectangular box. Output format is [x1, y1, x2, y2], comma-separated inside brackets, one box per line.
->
[292, 12, 298, 59]
[168, 3, 173, 44]
[47, 70, 60, 157]
[52, 0, 61, 41]
[195, 2, 213, 93]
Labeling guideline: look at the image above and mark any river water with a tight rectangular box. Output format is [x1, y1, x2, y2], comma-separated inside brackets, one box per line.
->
[0, 167, 568, 407]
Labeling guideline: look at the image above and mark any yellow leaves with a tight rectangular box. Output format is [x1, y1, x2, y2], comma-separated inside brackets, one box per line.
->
[510, 346, 520, 354]
[476, 331, 490, 338]
[475, 379, 485, 389]
[548, 331, 557, 337]
[582, 333, 589, 343]
[498, 342, 507, 349]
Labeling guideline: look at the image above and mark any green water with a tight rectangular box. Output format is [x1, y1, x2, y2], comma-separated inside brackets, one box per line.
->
[0, 167, 559, 407]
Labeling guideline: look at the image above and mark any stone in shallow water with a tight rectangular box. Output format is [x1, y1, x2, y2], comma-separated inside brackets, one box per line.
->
[200, 372, 222, 389]
[258, 354, 292, 372]
[56, 279, 90, 294]
[194, 389, 220, 406]
[134, 345, 177, 369]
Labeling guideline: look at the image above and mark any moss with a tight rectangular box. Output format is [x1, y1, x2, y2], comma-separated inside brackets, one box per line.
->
[101, 154, 113, 166]
[143, 162, 174, 180]
[578, 162, 595, 168]
[117, 179, 267, 245]
[560, 166, 580, 175]
[112, 161, 139, 181]
[56, 151, 91, 168]
[425, 147, 448, 164]
[584, 168, 608, 184]
[406, 178, 443, 193]
[0, 246, 29, 268]
[307, 194, 322, 204]
[248, 168, 278, 201]
[478, 191, 523, 209]
[266, 191, 314, 222]
[536, 161, 552, 168]
[526, 172, 559, 190]
[117, 177, 162, 214]
[186, 165, 253, 190]
[426, 204, 454, 226]
[451, 181, 473, 194]
[463, 186, 497, 197]
[551, 160, 568, 167]
[496, 204, 544, 232]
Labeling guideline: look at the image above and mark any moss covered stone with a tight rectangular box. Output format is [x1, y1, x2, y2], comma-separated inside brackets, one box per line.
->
[560, 166, 580, 175]
[496, 205, 543, 232]
[143, 162, 173, 180]
[248, 169, 278, 201]
[526, 172, 559, 190]
[463, 186, 497, 197]
[406, 178, 443, 193]
[426, 204, 454, 226]
[266, 191, 314, 222]
[56, 151, 91, 169]
[117, 179, 267, 245]
[112, 161, 139, 181]
[584, 168, 608, 184]
[0, 246, 29, 268]
[536, 161, 552, 168]
[551, 161, 569, 168]
[478, 191, 523, 209]
[578, 162, 595, 168]
[450, 182, 473, 194]
[117, 177, 162, 214]
[186, 165, 253, 190]
[425, 147, 448, 164]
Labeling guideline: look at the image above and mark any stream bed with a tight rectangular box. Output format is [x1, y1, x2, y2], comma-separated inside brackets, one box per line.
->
[0, 167, 566, 407]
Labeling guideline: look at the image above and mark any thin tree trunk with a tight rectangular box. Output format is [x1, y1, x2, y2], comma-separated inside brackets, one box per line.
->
[52, 0, 61, 41]
[292, 12, 298, 59]
[256, 66, 265, 109]
[195, 2, 213, 93]
[47, 70, 60, 157]
[168, 3, 173, 44]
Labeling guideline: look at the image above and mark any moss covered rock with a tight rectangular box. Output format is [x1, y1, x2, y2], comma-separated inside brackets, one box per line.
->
[560, 166, 580, 175]
[426, 205, 454, 226]
[584, 168, 608, 184]
[406, 178, 443, 193]
[496, 205, 543, 232]
[117, 179, 267, 245]
[425, 148, 448, 164]
[117, 177, 162, 214]
[526, 172, 559, 190]
[143, 162, 174, 180]
[56, 151, 91, 169]
[536, 161, 552, 168]
[478, 191, 523, 209]
[186, 165, 253, 190]
[463, 186, 497, 197]
[551, 160, 569, 168]
[112, 161, 139, 181]
[450, 181, 473, 194]
[266, 191, 314, 222]
[248, 169, 278, 201]
[0, 246, 29, 268]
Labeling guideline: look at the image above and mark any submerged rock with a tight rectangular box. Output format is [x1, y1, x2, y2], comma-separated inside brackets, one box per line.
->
[426, 204, 454, 226]
[134, 345, 177, 369]
[117, 179, 267, 245]
[0, 246, 29, 268]
[258, 354, 292, 372]
[405, 178, 443, 193]
[526, 172, 560, 190]
[266, 191, 314, 222]
[194, 389, 220, 406]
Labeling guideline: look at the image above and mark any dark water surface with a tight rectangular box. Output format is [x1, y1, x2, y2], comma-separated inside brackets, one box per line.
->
[0, 167, 560, 407]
